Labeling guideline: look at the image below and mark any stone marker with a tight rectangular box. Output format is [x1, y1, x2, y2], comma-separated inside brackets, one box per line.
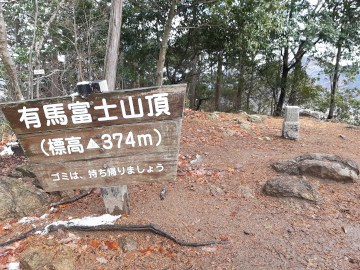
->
[282, 106, 300, 140]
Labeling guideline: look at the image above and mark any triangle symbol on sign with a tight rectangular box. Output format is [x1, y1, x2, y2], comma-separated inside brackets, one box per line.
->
[87, 138, 100, 149]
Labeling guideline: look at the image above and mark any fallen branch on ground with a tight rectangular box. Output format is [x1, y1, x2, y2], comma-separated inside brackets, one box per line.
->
[50, 188, 94, 207]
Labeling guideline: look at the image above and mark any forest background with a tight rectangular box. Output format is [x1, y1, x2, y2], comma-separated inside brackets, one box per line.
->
[0, 0, 360, 124]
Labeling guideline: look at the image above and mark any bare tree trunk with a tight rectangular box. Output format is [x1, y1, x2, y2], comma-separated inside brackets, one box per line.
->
[275, 46, 289, 116]
[33, 0, 65, 98]
[72, 3, 84, 82]
[328, 43, 342, 119]
[104, 0, 123, 91]
[102, 0, 128, 215]
[156, 0, 176, 86]
[0, 4, 23, 100]
[235, 64, 245, 111]
[246, 65, 255, 111]
[28, 0, 38, 99]
[51, 36, 60, 97]
[188, 53, 198, 110]
[214, 52, 223, 111]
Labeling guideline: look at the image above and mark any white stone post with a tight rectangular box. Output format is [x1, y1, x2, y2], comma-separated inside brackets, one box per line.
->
[282, 106, 300, 140]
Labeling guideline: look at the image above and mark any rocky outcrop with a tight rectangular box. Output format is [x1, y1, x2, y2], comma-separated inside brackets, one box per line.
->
[0, 176, 49, 221]
[263, 176, 320, 203]
[272, 153, 359, 182]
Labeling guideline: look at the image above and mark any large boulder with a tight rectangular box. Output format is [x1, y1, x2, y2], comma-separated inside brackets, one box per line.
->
[263, 176, 320, 203]
[271, 153, 359, 183]
[0, 176, 50, 221]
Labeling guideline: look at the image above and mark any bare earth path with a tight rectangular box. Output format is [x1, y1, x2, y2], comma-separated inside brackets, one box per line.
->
[1, 109, 360, 269]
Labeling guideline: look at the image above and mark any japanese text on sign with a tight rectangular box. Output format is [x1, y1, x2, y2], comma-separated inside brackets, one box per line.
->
[51, 163, 164, 182]
[18, 93, 170, 129]
[40, 130, 162, 156]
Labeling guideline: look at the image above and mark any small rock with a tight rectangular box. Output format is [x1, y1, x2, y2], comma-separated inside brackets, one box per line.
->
[236, 120, 255, 132]
[206, 113, 219, 120]
[160, 187, 166, 200]
[247, 115, 265, 124]
[339, 134, 346, 140]
[118, 235, 137, 253]
[264, 137, 271, 141]
[237, 110, 248, 115]
[96, 257, 108, 264]
[210, 185, 224, 194]
[243, 231, 250, 235]
[190, 154, 203, 165]
[223, 130, 236, 136]
[238, 186, 254, 198]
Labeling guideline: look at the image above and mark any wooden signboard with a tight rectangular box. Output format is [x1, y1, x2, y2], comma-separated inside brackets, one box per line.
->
[1, 84, 186, 192]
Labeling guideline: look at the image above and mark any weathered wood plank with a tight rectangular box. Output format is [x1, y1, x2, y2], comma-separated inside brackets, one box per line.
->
[1, 85, 186, 135]
[31, 151, 178, 192]
[18, 119, 182, 164]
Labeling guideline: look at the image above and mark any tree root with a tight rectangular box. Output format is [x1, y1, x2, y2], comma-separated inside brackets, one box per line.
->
[0, 224, 230, 247]
[47, 224, 230, 246]
[0, 228, 36, 247]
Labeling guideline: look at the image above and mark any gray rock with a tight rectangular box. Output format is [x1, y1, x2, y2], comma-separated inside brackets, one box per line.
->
[223, 130, 237, 136]
[299, 109, 326, 120]
[0, 177, 50, 221]
[247, 115, 265, 124]
[263, 176, 319, 202]
[238, 185, 254, 198]
[271, 153, 359, 182]
[272, 159, 300, 175]
[20, 245, 75, 270]
[299, 160, 358, 182]
[190, 154, 203, 165]
[237, 110, 248, 115]
[236, 120, 255, 132]
[118, 235, 138, 253]
[206, 113, 219, 120]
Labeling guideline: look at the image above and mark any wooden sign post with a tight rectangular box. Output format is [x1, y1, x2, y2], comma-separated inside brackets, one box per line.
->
[1, 84, 186, 214]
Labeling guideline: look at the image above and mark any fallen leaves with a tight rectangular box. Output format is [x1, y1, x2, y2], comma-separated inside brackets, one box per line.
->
[105, 241, 119, 250]
[91, 240, 101, 248]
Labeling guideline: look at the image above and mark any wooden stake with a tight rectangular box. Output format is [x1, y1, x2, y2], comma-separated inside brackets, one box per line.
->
[101, 185, 130, 215]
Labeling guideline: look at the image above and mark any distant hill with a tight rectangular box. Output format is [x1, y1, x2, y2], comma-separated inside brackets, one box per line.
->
[306, 59, 360, 90]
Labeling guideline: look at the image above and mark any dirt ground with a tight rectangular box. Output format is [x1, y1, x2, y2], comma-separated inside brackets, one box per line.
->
[1, 109, 360, 269]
